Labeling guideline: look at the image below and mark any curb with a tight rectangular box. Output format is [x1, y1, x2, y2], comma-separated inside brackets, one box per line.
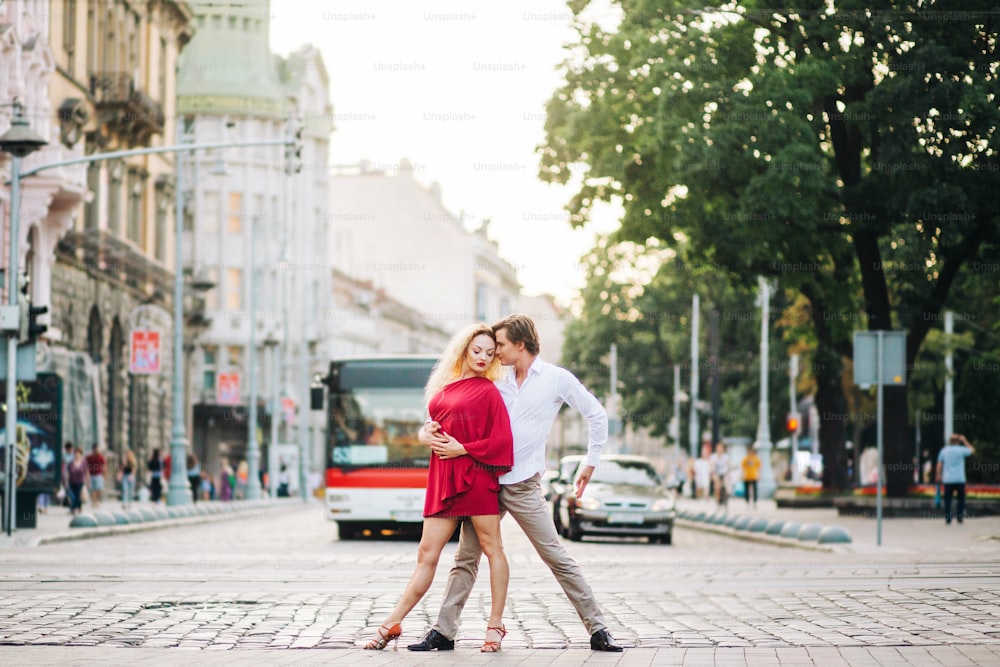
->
[675, 518, 838, 551]
[29, 500, 308, 547]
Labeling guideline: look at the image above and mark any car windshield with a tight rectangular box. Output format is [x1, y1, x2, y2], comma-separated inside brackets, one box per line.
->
[590, 460, 660, 486]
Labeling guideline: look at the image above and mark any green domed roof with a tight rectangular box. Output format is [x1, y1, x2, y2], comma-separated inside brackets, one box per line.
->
[177, 0, 286, 118]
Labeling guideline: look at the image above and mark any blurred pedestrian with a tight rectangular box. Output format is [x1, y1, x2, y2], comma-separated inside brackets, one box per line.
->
[937, 434, 975, 524]
[199, 470, 215, 501]
[66, 447, 89, 515]
[741, 446, 761, 507]
[219, 458, 234, 501]
[85, 443, 106, 508]
[118, 448, 137, 509]
[60, 441, 73, 507]
[277, 463, 290, 498]
[186, 453, 201, 504]
[148, 448, 164, 503]
[671, 458, 687, 496]
[235, 460, 249, 499]
[710, 442, 729, 508]
[693, 452, 711, 499]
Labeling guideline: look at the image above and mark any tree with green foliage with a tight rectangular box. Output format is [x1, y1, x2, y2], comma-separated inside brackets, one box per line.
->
[562, 237, 792, 457]
[542, 1, 1000, 495]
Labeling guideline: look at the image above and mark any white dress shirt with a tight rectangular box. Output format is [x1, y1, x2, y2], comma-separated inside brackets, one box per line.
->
[495, 357, 608, 485]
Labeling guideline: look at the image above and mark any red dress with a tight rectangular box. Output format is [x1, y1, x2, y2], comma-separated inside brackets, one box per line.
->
[424, 376, 514, 518]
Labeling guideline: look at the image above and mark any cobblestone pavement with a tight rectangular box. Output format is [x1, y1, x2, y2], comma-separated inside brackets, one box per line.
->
[0, 502, 998, 665]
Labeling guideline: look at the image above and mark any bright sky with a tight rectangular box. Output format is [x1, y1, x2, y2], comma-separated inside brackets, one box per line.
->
[270, 0, 619, 305]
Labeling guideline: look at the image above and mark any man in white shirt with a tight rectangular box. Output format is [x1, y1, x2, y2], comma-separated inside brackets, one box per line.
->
[408, 314, 623, 653]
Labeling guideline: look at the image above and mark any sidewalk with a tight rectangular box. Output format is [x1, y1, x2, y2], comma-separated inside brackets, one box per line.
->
[675, 495, 1000, 557]
[0, 497, 305, 549]
[5, 644, 1000, 666]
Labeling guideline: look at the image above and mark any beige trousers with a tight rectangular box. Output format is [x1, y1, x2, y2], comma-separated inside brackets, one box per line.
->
[432, 473, 608, 639]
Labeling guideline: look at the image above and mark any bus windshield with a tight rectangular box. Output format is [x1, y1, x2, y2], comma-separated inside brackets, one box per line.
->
[325, 357, 436, 469]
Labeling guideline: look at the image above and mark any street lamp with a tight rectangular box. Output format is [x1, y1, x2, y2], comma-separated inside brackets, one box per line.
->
[166, 119, 193, 506]
[0, 100, 48, 536]
[245, 215, 262, 500]
[263, 333, 279, 498]
[754, 276, 777, 499]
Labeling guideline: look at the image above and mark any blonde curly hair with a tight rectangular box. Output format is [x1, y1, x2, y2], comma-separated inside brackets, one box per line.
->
[425, 323, 504, 404]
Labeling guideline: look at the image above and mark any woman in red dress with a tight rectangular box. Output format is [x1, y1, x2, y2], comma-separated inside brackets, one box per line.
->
[365, 324, 513, 652]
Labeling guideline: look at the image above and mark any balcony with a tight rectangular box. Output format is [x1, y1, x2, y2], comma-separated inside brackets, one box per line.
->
[90, 72, 165, 144]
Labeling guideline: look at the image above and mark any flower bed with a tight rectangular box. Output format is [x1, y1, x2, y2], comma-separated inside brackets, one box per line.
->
[853, 484, 1000, 499]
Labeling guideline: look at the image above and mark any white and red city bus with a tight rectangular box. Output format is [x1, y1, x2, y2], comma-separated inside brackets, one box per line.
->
[322, 356, 436, 540]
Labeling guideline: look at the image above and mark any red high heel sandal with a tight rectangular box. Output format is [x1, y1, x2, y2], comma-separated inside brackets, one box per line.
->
[481, 624, 507, 652]
[364, 622, 402, 650]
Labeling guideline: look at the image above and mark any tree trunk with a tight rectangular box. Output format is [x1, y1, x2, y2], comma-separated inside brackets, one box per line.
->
[814, 346, 849, 492]
[882, 385, 911, 496]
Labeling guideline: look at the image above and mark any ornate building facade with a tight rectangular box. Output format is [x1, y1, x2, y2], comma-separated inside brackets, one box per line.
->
[1, 1, 194, 483]
[177, 0, 335, 477]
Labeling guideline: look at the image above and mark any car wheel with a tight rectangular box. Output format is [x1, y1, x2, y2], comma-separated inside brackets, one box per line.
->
[552, 503, 563, 535]
[656, 532, 672, 545]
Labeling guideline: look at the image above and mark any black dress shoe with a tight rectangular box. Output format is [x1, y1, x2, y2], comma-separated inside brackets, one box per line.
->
[590, 628, 623, 652]
[407, 628, 455, 651]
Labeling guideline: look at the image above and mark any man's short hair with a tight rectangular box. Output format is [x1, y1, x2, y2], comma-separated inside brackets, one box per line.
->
[492, 314, 540, 355]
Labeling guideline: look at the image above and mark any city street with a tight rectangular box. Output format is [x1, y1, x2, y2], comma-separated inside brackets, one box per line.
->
[1, 502, 998, 665]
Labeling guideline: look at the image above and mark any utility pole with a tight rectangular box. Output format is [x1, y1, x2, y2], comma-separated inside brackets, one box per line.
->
[709, 308, 721, 448]
[944, 310, 954, 444]
[689, 294, 700, 459]
[754, 277, 776, 499]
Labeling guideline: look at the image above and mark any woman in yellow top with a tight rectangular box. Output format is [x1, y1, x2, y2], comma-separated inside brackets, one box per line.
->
[741, 447, 761, 507]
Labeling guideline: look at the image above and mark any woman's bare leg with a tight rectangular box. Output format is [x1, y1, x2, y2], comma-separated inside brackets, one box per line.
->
[469, 514, 508, 631]
[381, 517, 458, 626]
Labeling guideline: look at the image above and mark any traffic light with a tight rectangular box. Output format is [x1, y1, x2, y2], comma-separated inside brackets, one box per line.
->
[16, 272, 47, 342]
[785, 412, 801, 435]
[284, 116, 303, 175]
[27, 304, 48, 341]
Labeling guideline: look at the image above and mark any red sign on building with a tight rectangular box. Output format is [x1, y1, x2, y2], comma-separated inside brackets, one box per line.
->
[281, 396, 297, 425]
[217, 372, 241, 405]
[129, 330, 161, 374]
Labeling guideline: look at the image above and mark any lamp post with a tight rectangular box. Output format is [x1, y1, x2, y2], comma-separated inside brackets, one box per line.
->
[245, 215, 262, 500]
[0, 100, 48, 536]
[754, 276, 776, 499]
[166, 119, 193, 506]
[263, 333, 279, 498]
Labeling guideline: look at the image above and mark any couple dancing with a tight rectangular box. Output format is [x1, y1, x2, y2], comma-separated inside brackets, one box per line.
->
[363, 314, 623, 653]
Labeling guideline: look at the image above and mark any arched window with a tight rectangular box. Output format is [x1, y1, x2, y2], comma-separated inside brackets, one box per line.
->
[87, 306, 102, 363]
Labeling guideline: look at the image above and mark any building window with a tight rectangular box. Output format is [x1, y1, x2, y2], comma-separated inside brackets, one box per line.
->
[204, 268, 219, 310]
[476, 282, 488, 322]
[500, 297, 510, 318]
[86, 2, 97, 73]
[227, 345, 242, 369]
[226, 268, 242, 310]
[154, 180, 170, 261]
[203, 346, 217, 391]
[63, 0, 77, 72]
[158, 37, 167, 104]
[84, 162, 101, 230]
[227, 192, 242, 233]
[126, 169, 143, 244]
[202, 191, 219, 232]
[107, 161, 123, 236]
